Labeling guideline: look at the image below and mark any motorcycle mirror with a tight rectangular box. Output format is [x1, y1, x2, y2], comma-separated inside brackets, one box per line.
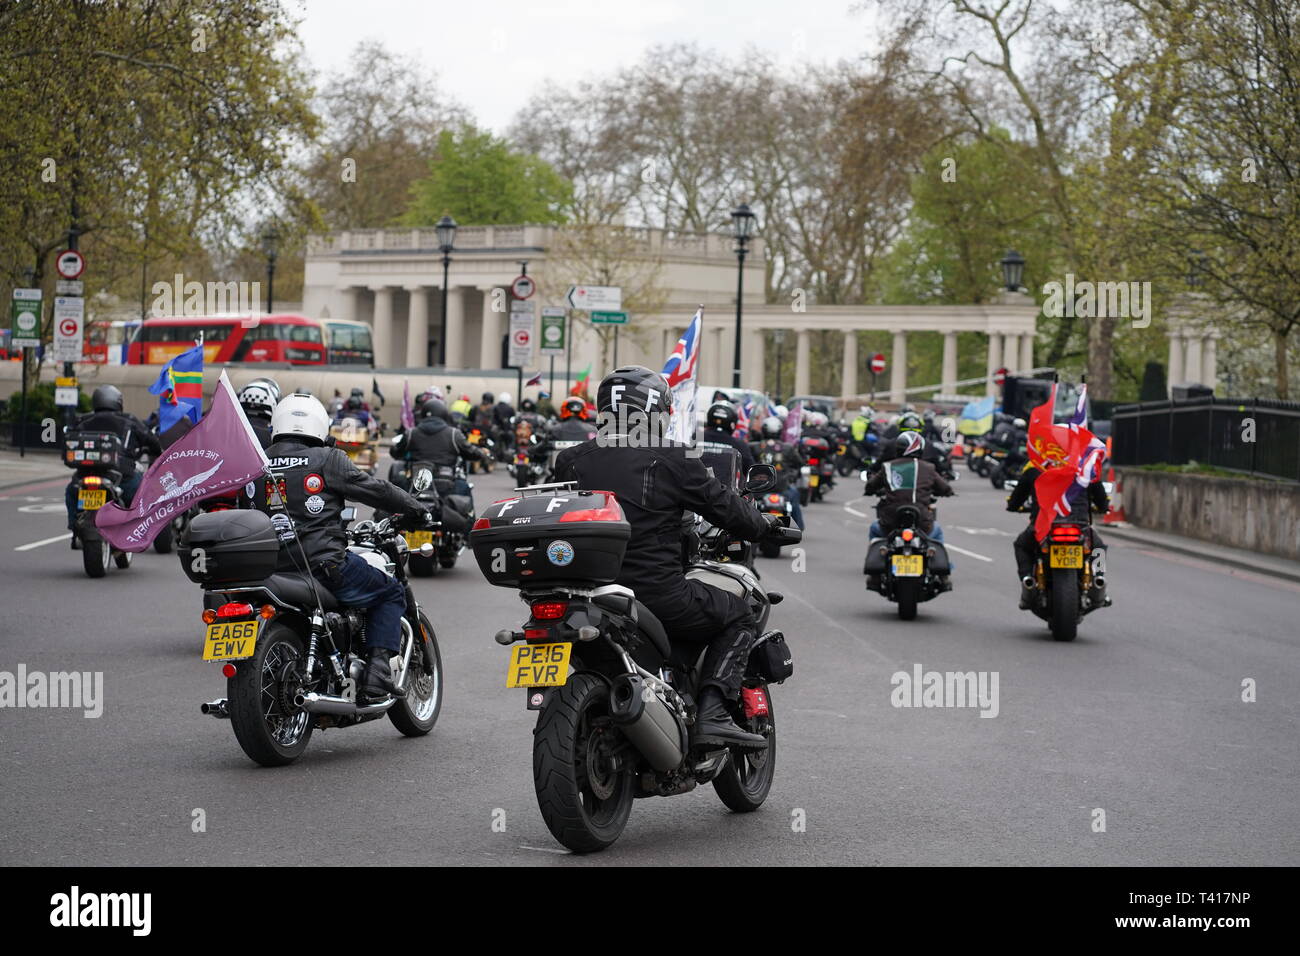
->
[420, 542, 434, 555]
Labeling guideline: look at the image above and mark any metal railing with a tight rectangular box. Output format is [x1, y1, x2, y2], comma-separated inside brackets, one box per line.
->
[1111, 396, 1300, 481]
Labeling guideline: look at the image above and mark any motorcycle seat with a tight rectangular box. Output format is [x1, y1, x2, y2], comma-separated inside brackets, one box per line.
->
[263, 572, 339, 611]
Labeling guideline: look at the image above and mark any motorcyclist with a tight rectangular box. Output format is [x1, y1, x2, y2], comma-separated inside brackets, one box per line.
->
[536, 390, 556, 420]
[701, 400, 756, 472]
[450, 393, 473, 421]
[548, 396, 598, 442]
[238, 379, 280, 449]
[554, 366, 782, 750]
[863, 432, 954, 560]
[64, 385, 161, 547]
[750, 414, 805, 530]
[471, 392, 495, 430]
[392, 398, 487, 500]
[1006, 460, 1110, 609]
[336, 387, 374, 428]
[258, 393, 432, 699]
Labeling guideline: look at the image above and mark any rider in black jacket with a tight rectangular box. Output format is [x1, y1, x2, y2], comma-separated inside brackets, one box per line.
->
[392, 399, 486, 499]
[65, 385, 161, 543]
[554, 366, 781, 750]
[701, 400, 756, 472]
[1006, 463, 1110, 607]
[257, 393, 432, 699]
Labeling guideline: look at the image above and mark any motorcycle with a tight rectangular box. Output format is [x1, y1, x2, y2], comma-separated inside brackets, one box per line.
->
[836, 434, 876, 477]
[798, 436, 832, 503]
[755, 488, 796, 559]
[1019, 513, 1111, 641]
[185, 507, 443, 766]
[460, 422, 495, 473]
[470, 464, 801, 853]
[387, 460, 475, 576]
[508, 421, 549, 486]
[62, 429, 136, 578]
[544, 439, 583, 483]
[989, 439, 1027, 490]
[329, 417, 379, 475]
[862, 504, 953, 620]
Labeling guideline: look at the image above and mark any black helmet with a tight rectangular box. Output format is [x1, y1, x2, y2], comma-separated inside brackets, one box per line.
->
[597, 365, 672, 417]
[706, 400, 738, 432]
[92, 385, 123, 413]
[897, 411, 924, 433]
[481, 392, 494, 404]
[520, 398, 536, 412]
[420, 399, 448, 421]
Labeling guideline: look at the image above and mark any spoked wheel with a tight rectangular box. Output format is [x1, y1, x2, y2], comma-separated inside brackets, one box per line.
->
[227, 624, 313, 766]
[533, 672, 634, 853]
[388, 612, 443, 736]
[83, 537, 110, 578]
[713, 688, 777, 812]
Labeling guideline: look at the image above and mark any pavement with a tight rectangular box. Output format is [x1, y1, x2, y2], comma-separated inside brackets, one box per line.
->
[1, 453, 1297, 865]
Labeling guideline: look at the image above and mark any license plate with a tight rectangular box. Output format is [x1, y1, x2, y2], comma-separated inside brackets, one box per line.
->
[810, 474, 819, 486]
[404, 531, 434, 549]
[1050, 545, 1084, 569]
[505, 642, 572, 688]
[202, 620, 261, 661]
[79, 489, 107, 510]
[892, 554, 924, 577]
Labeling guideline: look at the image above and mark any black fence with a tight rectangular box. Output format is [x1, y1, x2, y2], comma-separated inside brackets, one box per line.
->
[1111, 396, 1300, 481]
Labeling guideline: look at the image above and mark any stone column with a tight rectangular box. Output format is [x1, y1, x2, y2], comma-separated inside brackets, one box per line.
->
[1019, 333, 1034, 376]
[336, 286, 361, 324]
[744, 327, 765, 392]
[371, 286, 393, 369]
[985, 330, 1003, 397]
[1167, 331, 1184, 395]
[941, 331, 959, 396]
[890, 328, 907, 404]
[404, 286, 428, 368]
[841, 330, 858, 400]
[794, 329, 811, 397]
[1184, 333, 1203, 386]
[1202, 332, 1219, 393]
[443, 287, 465, 369]
[479, 287, 502, 370]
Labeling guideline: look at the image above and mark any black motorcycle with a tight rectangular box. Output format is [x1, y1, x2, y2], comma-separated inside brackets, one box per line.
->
[863, 504, 953, 620]
[1017, 513, 1111, 641]
[387, 460, 475, 576]
[184, 508, 443, 766]
[470, 465, 801, 853]
[63, 429, 136, 578]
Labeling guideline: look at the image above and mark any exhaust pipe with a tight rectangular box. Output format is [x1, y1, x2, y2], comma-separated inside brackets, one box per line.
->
[294, 691, 395, 717]
[200, 699, 229, 719]
[608, 674, 687, 772]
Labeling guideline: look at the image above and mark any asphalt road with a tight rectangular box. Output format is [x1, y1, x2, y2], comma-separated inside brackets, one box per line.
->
[1, 462, 1296, 866]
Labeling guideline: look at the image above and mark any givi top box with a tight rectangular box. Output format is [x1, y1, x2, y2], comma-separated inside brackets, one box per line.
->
[470, 488, 630, 588]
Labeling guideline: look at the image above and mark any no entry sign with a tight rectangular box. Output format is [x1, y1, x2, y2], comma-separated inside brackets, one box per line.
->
[56, 249, 85, 279]
[994, 366, 1008, 386]
[870, 353, 886, 375]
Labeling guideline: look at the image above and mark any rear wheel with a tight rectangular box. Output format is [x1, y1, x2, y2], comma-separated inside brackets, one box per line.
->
[1049, 570, 1079, 642]
[388, 612, 443, 736]
[896, 577, 919, 620]
[534, 672, 634, 853]
[83, 537, 109, 578]
[799, 487, 811, 506]
[227, 624, 313, 766]
[713, 688, 777, 811]
[989, 463, 1006, 489]
[408, 553, 437, 577]
[113, 549, 133, 569]
[438, 548, 458, 570]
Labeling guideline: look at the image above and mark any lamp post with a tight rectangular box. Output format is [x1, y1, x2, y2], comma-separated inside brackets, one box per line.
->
[731, 203, 756, 389]
[436, 215, 457, 366]
[260, 226, 280, 315]
[1000, 249, 1025, 292]
[772, 328, 786, 402]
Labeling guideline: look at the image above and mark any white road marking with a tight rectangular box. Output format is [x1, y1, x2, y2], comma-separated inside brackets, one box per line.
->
[14, 532, 72, 551]
[944, 543, 994, 563]
[842, 500, 872, 519]
[953, 525, 1013, 537]
[518, 844, 570, 854]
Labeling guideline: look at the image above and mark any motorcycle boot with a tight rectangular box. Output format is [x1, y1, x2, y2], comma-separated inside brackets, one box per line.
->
[691, 686, 767, 750]
[361, 647, 406, 700]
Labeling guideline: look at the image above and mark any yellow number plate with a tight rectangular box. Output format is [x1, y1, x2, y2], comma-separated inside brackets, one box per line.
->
[809, 474, 820, 486]
[404, 531, 434, 549]
[1050, 545, 1084, 569]
[79, 489, 107, 510]
[202, 620, 261, 661]
[891, 554, 924, 577]
[505, 642, 572, 688]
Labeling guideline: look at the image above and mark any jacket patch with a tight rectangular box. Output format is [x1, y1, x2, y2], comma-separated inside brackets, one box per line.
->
[304, 473, 324, 493]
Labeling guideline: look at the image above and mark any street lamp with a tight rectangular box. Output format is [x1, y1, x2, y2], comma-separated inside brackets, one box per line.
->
[436, 214, 457, 366]
[1000, 249, 1025, 292]
[260, 226, 280, 315]
[731, 203, 756, 389]
[772, 328, 786, 402]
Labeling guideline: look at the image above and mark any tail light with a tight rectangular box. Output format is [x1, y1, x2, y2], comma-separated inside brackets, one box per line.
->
[1050, 526, 1083, 541]
[901, 529, 915, 542]
[559, 498, 624, 522]
[530, 600, 569, 620]
[766, 493, 783, 505]
[82, 475, 102, 487]
[216, 602, 255, 618]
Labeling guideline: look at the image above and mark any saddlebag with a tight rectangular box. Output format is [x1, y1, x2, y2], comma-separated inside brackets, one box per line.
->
[863, 539, 889, 574]
[180, 509, 280, 586]
[749, 630, 794, 683]
[928, 541, 951, 573]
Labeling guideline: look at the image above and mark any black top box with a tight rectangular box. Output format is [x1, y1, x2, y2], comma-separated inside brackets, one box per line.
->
[180, 509, 281, 586]
[470, 488, 630, 588]
[63, 430, 128, 474]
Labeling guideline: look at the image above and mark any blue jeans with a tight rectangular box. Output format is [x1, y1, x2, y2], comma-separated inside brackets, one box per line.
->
[319, 551, 407, 653]
[783, 485, 805, 530]
[870, 520, 951, 568]
[66, 470, 141, 531]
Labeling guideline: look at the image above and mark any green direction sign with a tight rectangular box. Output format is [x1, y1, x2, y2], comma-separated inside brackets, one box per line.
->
[540, 308, 566, 355]
[11, 288, 43, 348]
[590, 310, 628, 325]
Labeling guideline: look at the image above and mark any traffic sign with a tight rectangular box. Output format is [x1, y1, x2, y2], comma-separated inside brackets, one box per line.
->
[566, 285, 622, 311]
[511, 274, 536, 300]
[55, 376, 79, 407]
[590, 310, 628, 325]
[870, 353, 886, 374]
[510, 297, 535, 312]
[994, 366, 1008, 386]
[56, 279, 84, 296]
[55, 249, 85, 279]
[10, 288, 42, 349]
[53, 297, 85, 362]
[508, 313, 534, 367]
[540, 307, 566, 356]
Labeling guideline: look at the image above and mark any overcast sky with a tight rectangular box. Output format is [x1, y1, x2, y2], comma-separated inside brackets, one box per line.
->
[295, 0, 881, 133]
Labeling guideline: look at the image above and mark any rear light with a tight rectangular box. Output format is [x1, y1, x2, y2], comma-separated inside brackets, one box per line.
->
[216, 602, 255, 618]
[901, 529, 915, 542]
[531, 600, 568, 620]
[82, 475, 102, 486]
[766, 493, 782, 504]
[202, 609, 217, 624]
[259, 605, 276, 619]
[472, 517, 491, 530]
[524, 627, 550, 640]
[1051, 526, 1083, 540]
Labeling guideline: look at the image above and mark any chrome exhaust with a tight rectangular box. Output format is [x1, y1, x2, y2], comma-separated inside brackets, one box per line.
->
[200, 699, 229, 719]
[294, 691, 395, 716]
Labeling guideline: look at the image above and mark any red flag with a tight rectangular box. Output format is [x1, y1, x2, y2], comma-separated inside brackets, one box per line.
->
[1027, 384, 1098, 539]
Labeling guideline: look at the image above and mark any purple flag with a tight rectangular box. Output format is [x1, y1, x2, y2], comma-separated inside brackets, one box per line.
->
[95, 371, 269, 551]
[782, 401, 804, 443]
[401, 380, 415, 431]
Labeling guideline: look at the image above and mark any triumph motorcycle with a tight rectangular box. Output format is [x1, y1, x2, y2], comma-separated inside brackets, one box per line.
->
[184, 507, 443, 766]
[470, 465, 801, 852]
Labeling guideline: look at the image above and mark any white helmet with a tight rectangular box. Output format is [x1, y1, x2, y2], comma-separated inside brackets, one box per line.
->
[498, 392, 512, 405]
[271, 393, 330, 443]
[774, 404, 789, 419]
[238, 382, 277, 417]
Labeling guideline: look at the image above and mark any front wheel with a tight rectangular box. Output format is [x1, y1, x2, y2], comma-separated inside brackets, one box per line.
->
[713, 688, 777, 811]
[533, 672, 635, 853]
[227, 623, 313, 766]
[1049, 570, 1080, 642]
[388, 611, 443, 736]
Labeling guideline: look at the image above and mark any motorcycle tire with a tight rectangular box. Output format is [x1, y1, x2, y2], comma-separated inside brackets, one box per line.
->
[438, 550, 458, 570]
[83, 538, 110, 579]
[113, 549, 133, 569]
[1050, 571, 1080, 642]
[408, 553, 437, 577]
[227, 624, 313, 767]
[976, 458, 992, 478]
[895, 578, 920, 621]
[799, 487, 811, 506]
[836, 459, 856, 477]
[388, 611, 443, 737]
[759, 539, 781, 559]
[713, 687, 777, 812]
[989, 464, 1006, 490]
[153, 522, 174, 554]
[533, 671, 635, 853]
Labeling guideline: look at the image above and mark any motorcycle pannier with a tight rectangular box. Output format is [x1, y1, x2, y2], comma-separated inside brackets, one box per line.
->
[179, 509, 281, 586]
[470, 489, 630, 588]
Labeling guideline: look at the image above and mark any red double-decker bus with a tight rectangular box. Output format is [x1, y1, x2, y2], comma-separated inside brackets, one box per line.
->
[126, 314, 328, 365]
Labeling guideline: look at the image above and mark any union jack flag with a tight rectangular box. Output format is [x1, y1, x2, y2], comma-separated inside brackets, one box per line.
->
[662, 308, 702, 387]
[734, 396, 753, 439]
